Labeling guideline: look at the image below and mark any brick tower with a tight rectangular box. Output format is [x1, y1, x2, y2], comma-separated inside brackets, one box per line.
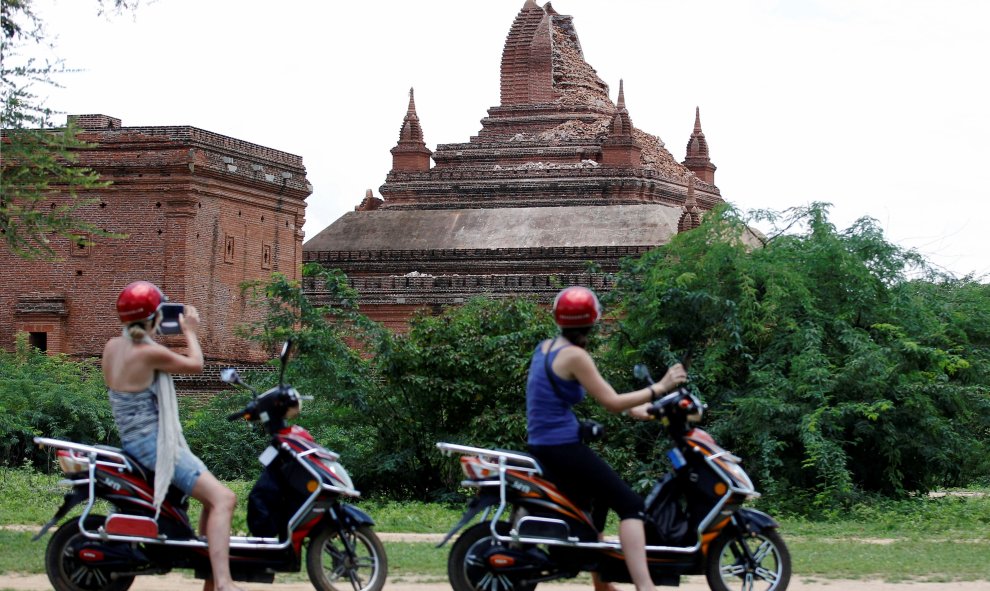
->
[0, 114, 310, 365]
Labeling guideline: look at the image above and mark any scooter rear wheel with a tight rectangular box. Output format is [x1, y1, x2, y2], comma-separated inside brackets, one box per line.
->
[705, 528, 791, 591]
[448, 521, 537, 591]
[306, 525, 387, 591]
[45, 515, 135, 591]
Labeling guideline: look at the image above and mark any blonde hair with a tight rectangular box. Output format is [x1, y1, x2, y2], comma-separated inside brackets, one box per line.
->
[124, 310, 161, 341]
[125, 322, 150, 340]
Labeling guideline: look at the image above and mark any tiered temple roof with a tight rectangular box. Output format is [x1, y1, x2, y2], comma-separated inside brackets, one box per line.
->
[304, 1, 722, 329]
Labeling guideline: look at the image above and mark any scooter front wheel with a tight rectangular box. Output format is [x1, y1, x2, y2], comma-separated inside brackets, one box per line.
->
[306, 525, 387, 591]
[705, 528, 791, 591]
[45, 515, 135, 591]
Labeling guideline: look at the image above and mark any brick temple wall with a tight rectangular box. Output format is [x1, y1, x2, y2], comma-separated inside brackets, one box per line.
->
[0, 115, 310, 363]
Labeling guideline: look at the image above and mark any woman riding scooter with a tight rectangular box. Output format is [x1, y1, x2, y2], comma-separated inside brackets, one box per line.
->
[102, 281, 244, 591]
[526, 286, 687, 591]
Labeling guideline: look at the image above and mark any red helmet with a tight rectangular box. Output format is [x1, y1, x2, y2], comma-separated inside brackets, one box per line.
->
[116, 281, 164, 323]
[552, 286, 601, 328]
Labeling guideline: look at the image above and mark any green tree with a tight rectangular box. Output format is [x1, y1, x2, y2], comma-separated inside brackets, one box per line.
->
[238, 263, 390, 484]
[1, 0, 134, 259]
[606, 203, 990, 508]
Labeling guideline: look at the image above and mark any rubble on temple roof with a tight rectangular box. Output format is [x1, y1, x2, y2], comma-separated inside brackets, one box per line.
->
[535, 118, 611, 143]
[634, 128, 693, 179]
[550, 18, 611, 110]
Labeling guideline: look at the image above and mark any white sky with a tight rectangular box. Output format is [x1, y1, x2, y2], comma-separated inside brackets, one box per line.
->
[25, 0, 990, 279]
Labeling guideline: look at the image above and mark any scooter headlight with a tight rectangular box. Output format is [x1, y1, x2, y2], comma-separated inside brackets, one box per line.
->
[318, 457, 355, 490]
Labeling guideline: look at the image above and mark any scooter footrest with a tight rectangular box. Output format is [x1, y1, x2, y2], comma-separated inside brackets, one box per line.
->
[105, 514, 159, 538]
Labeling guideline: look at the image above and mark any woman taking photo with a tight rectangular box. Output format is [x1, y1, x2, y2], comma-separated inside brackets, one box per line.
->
[526, 286, 687, 591]
[102, 281, 243, 591]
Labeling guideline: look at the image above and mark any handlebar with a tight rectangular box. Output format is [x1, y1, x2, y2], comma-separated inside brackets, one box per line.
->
[228, 408, 250, 421]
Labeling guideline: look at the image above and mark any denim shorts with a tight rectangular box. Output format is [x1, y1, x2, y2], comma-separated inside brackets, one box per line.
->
[121, 432, 208, 495]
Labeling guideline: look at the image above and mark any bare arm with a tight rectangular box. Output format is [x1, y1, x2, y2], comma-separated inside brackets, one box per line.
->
[142, 305, 204, 374]
[559, 349, 687, 415]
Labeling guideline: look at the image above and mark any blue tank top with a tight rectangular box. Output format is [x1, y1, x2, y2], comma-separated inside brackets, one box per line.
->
[527, 340, 585, 445]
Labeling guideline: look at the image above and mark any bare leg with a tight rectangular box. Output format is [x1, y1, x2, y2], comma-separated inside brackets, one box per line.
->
[190, 472, 244, 591]
[200, 507, 214, 591]
[619, 518, 656, 591]
[592, 529, 620, 591]
[592, 572, 620, 591]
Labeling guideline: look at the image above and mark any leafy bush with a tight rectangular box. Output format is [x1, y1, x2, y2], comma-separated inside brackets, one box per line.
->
[367, 296, 553, 498]
[0, 333, 117, 468]
[606, 203, 990, 507]
[239, 264, 555, 499]
[181, 388, 269, 481]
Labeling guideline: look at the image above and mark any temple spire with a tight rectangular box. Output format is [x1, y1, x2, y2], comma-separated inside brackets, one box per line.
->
[391, 87, 432, 173]
[601, 79, 641, 166]
[500, 0, 552, 105]
[399, 88, 424, 143]
[683, 106, 716, 184]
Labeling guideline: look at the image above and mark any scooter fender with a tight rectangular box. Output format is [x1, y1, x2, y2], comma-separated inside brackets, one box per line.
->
[732, 508, 780, 536]
[437, 493, 501, 548]
[32, 486, 89, 541]
[306, 503, 376, 542]
[338, 503, 375, 529]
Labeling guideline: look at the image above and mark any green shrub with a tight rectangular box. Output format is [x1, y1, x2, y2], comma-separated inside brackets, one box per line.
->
[181, 388, 269, 481]
[0, 334, 117, 469]
[606, 203, 990, 507]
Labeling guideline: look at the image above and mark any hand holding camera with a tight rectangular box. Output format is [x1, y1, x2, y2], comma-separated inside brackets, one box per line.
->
[179, 305, 200, 334]
[158, 303, 199, 335]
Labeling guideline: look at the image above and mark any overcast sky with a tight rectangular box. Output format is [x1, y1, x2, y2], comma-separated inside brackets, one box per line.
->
[25, 0, 990, 279]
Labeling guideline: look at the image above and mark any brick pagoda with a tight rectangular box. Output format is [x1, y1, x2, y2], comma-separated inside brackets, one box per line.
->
[0, 114, 310, 366]
[303, 0, 722, 330]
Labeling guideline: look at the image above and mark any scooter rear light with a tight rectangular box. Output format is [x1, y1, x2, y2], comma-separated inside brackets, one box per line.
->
[56, 449, 87, 474]
[489, 553, 516, 567]
[460, 456, 497, 480]
[78, 549, 105, 562]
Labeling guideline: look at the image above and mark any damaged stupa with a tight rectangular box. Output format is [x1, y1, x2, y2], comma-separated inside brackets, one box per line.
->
[304, 0, 723, 329]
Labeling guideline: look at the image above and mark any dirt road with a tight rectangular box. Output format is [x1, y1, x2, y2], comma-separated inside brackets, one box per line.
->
[2, 573, 986, 591]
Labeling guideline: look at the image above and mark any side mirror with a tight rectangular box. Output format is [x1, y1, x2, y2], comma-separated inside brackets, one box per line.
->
[633, 364, 653, 384]
[220, 368, 241, 385]
[278, 340, 293, 387]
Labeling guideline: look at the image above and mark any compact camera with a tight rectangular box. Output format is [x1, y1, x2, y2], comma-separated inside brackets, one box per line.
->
[158, 303, 185, 335]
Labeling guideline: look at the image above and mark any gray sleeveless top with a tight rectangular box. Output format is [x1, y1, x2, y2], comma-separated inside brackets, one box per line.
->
[108, 377, 160, 443]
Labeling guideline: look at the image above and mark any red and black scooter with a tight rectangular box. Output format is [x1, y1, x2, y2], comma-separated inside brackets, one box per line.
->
[437, 364, 790, 591]
[33, 341, 387, 591]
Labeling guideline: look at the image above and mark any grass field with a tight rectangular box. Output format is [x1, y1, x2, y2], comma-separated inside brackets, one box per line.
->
[3, 467, 988, 583]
